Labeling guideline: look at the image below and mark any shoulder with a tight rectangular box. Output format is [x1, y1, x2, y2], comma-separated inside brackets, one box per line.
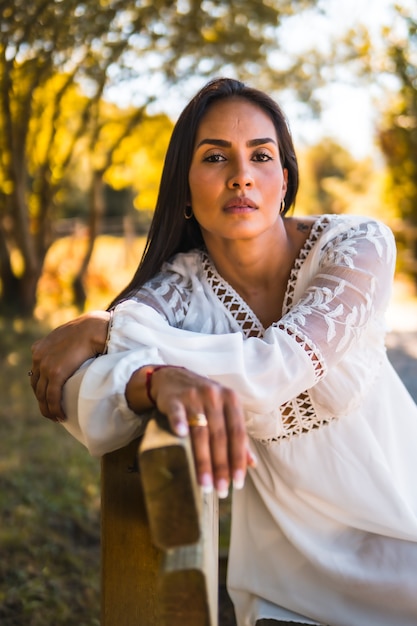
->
[318, 214, 396, 249]
[127, 250, 205, 326]
[288, 214, 395, 248]
[163, 249, 206, 278]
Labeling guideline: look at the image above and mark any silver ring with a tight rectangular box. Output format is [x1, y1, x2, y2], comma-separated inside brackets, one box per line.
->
[28, 370, 34, 377]
[188, 413, 208, 428]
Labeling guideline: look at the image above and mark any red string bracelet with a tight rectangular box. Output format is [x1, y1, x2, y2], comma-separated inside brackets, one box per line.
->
[145, 365, 185, 407]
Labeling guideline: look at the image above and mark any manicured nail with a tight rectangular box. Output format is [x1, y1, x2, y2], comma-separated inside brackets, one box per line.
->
[200, 473, 213, 494]
[233, 470, 245, 490]
[175, 421, 189, 437]
[216, 479, 229, 499]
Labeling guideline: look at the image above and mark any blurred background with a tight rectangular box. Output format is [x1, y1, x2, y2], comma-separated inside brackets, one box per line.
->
[1, 0, 416, 624]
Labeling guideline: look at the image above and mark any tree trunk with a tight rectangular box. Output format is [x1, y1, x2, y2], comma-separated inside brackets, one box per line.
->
[0, 232, 40, 317]
[72, 170, 105, 310]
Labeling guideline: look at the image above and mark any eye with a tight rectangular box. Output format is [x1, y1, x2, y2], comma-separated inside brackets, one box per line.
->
[252, 151, 273, 162]
[204, 152, 226, 163]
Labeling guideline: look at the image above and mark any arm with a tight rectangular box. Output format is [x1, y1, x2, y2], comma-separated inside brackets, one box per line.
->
[30, 310, 111, 421]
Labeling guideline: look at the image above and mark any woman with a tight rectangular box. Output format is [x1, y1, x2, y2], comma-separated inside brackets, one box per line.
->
[30, 78, 417, 626]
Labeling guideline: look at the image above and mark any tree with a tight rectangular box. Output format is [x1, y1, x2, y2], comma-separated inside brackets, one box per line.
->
[373, 8, 417, 285]
[377, 11, 417, 222]
[1, 0, 323, 316]
[296, 138, 377, 216]
[326, 3, 417, 280]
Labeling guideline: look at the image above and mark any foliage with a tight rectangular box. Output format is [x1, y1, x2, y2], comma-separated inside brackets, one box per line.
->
[0, 0, 319, 317]
[377, 10, 417, 226]
[35, 234, 147, 321]
[329, 6, 417, 221]
[104, 113, 174, 212]
[296, 138, 383, 217]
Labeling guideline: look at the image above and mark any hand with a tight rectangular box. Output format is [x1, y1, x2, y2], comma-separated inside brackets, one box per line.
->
[127, 365, 257, 498]
[30, 311, 111, 422]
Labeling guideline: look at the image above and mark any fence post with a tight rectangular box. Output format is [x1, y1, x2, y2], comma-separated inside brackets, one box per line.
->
[101, 413, 219, 626]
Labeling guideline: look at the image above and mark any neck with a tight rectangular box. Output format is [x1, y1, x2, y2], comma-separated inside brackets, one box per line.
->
[203, 224, 298, 326]
[205, 224, 294, 295]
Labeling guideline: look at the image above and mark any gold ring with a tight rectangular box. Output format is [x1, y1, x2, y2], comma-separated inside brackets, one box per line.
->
[188, 413, 208, 428]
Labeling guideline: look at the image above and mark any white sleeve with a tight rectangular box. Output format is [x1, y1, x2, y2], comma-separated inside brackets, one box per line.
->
[276, 218, 396, 369]
[62, 303, 317, 456]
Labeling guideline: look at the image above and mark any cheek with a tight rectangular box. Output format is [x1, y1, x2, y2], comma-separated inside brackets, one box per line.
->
[189, 171, 215, 204]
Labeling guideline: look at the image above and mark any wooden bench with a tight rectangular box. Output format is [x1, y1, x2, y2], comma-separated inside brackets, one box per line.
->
[101, 411, 219, 626]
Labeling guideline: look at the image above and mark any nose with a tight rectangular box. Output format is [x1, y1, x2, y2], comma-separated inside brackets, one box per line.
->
[227, 162, 254, 189]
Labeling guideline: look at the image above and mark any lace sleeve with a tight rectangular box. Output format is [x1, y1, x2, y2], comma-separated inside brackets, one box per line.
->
[275, 218, 396, 375]
[128, 270, 191, 327]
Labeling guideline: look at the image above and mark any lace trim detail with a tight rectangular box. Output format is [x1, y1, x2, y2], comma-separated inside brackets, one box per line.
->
[259, 391, 333, 444]
[282, 215, 331, 315]
[201, 216, 332, 443]
[201, 252, 264, 338]
[259, 321, 330, 444]
[275, 321, 327, 381]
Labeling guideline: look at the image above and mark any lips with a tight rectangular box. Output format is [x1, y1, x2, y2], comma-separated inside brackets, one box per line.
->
[223, 196, 257, 211]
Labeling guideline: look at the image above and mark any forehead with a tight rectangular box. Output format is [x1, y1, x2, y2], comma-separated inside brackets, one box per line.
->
[196, 97, 277, 140]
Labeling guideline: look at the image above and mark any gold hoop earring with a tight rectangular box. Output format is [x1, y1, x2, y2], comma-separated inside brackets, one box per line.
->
[184, 204, 193, 220]
[280, 198, 286, 214]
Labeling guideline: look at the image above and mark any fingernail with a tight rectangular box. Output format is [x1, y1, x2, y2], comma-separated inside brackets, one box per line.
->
[200, 473, 213, 494]
[233, 470, 245, 490]
[216, 479, 229, 499]
[176, 422, 189, 437]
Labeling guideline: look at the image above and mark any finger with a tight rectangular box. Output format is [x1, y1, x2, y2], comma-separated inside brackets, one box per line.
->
[34, 373, 66, 422]
[246, 444, 258, 469]
[222, 389, 248, 489]
[204, 405, 231, 498]
[34, 376, 58, 421]
[187, 410, 214, 494]
[28, 370, 39, 393]
[45, 384, 67, 422]
[164, 399, 189, 437]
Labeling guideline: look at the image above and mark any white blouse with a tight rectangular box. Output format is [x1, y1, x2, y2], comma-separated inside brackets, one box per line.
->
[63, 214, 417, 626]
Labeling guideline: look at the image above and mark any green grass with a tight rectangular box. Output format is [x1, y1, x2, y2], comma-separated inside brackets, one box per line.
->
[0, 317, 100, 625]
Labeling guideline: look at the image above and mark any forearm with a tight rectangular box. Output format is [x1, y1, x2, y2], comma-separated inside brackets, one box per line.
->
[31, 309, 112, 421]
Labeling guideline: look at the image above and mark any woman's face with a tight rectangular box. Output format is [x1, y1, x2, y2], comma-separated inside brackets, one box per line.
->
[188, 97, 288, 248]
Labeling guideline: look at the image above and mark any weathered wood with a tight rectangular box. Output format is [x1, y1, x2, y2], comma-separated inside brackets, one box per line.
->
[101, 437, 163, 626]
[139, 415, 201, 549]
[139, 416, 219, 626]
[159, 490, 219, 626]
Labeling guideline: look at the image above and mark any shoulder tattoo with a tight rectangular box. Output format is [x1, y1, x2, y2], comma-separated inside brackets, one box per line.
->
[296, 221, 311, 232]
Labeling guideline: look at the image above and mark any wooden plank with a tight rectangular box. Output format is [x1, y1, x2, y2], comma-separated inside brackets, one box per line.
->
[159, 491, 219, 626]
[139, 415, 219, 626]
[139, 415, 201, 549]
[101, 437, 163, 626]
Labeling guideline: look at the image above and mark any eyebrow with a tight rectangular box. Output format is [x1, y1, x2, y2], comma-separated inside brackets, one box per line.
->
[196, 137, 277, 149]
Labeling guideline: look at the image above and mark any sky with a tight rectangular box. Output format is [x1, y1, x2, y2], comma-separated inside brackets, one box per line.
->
[106, 0, 411, 160]
[275, 0, 403, 158]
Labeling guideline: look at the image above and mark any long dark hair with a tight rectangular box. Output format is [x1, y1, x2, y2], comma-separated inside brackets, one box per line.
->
[110, 77, 299, 306]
